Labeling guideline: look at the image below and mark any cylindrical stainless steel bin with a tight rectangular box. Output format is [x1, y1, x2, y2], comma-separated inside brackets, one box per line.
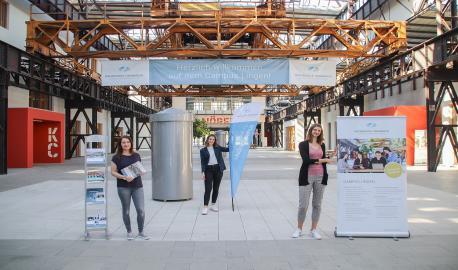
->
[150, 108, 193, 201]
[215, 130, 227, 146]
[215, 130, 228, 157]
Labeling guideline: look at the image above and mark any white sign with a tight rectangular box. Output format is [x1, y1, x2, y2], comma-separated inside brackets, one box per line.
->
[101, 60, 149, 86]
[336, 116, 409, 238]
[289, 59, 336, 86]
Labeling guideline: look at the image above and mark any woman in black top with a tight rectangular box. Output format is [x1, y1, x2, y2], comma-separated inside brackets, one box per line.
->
[111, 136, 149, 240]
[199, 134, 229, 215]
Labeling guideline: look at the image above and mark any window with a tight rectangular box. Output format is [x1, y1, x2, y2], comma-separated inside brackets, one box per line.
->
[211, 102, 227, 111]
[193, 102, 204, 111]
[232, 102, 243, 110]
[0, 0, 7, 29]
[29, 91, 52, 110]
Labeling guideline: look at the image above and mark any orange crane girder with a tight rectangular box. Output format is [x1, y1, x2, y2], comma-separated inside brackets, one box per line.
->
[26, 18, 407, 59]
[135, 85, 304, 97]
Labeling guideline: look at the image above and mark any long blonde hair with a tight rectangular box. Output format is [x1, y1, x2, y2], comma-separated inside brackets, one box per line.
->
[306, 123, 324, 144]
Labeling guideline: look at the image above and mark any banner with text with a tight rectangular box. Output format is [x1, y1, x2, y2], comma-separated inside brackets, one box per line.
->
[101, 60, 149, 86]
[336, 116, 409, 238]
[229, 103, 264, 200]
[289, 59, 336, 86]
[101, 59, 336, 86]
[150, 59, 289, 85]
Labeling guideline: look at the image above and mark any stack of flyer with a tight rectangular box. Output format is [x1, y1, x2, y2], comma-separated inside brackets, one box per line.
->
[121, 161, 147, 178]
[87, 170, 105, 183]
[86, 149, 106, 165]
[86, 188, 105, 204]
[86, 209, 107, 228]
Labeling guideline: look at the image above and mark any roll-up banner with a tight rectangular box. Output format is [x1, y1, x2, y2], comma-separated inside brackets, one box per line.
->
[101, 59, 336, 86]
[336, 116, 409, 238]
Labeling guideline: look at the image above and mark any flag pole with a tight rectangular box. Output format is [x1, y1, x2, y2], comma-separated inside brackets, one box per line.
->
[232, 198, 234, 212]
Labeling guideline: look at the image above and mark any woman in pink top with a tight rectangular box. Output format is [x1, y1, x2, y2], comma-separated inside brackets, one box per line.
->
[292, 123, 333, 239]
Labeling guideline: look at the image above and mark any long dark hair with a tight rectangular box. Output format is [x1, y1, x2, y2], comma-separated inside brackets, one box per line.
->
[306, 123, 324, 144]
[115, 135, 134, 157]
[204, 134, 219, 147]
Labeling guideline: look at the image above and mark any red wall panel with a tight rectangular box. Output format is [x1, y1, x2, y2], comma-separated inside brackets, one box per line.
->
[364, 106, 427, 166]
[8, 108, 64, 168]
[7, 109, 32, 168]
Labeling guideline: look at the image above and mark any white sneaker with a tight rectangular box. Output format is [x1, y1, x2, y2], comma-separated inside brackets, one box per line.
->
[310, 229, 322, 240]
[291, 229, 303, 238]
[136, 232, 150, 240]
[201, 207, 208, 215]
[210, 204, 219, 212]
[127, 232, 134, 241]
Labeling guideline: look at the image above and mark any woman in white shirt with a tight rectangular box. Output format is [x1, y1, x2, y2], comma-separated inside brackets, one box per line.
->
[199, 134, 229, 215]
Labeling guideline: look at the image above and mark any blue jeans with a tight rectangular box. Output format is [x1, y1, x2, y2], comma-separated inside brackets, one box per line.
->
[117, 187, 145, 233]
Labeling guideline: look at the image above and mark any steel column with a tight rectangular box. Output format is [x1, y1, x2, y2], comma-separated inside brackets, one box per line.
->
[0, 69, 8, 174]
[272, 122, 277, 147]
[111, 112, 135, 153]
[426, 79, 458, 172]
[304, 109, 321, 135]
[452, 0, 457, 29]
[426, 81, 437, 171]
[339, 96, 364, 116]
[65, 100, 99, 159]
[136, 118, 151, 150]
[277, 120, 284, 148]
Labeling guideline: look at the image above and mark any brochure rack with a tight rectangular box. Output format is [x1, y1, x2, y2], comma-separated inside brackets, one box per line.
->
[84, 135, 109, 240]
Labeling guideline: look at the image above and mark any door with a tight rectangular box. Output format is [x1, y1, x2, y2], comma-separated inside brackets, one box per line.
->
[287, 126, 295, 151]
[71, 121, 81, 157]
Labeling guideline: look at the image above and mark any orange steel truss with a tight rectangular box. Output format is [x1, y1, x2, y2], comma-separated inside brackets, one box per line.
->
[26, 18, 406, 59]
[135, 84, 305, 97]
[25, 2, 406, 97]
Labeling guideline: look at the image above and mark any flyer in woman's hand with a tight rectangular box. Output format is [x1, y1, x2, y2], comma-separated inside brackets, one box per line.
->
[121, 161, 147, 178]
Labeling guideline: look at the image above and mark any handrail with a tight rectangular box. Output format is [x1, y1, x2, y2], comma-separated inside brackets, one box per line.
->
[0, 40, 154, 117]
[28, 0, 120, 51]
[273, 27, 458, 120]
[305, 27, 458, 110]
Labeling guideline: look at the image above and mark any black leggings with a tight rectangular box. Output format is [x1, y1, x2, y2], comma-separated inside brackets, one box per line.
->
[204, 164, 223, 205]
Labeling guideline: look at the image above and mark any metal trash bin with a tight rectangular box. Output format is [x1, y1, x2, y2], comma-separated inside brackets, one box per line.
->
[150, 108, 193, 201]
[215, 130, 228, 157]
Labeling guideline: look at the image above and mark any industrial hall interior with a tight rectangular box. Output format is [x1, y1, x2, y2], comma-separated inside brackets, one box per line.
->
[0, 0, 457, 270]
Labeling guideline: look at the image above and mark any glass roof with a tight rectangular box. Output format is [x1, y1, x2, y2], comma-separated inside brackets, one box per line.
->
[69, 0, 349, 14]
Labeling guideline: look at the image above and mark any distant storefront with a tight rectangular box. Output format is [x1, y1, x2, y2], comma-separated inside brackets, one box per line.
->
[195, 114, 231, 130]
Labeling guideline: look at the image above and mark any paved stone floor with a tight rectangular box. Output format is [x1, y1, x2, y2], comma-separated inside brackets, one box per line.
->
[0, 147, 457, 269]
